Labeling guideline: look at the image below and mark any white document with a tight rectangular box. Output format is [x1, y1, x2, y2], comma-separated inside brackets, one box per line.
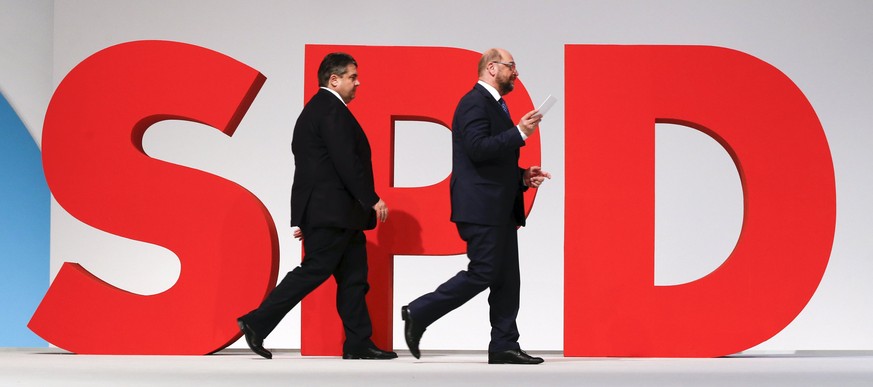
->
[537, 94, 557, 116]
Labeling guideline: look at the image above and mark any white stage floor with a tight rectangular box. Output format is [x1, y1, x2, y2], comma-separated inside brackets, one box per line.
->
[2, 348, 872, 386]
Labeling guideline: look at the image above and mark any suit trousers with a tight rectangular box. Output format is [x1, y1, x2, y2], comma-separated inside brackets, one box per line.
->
[408, 221, 521, 352]
[239, 226, 374, 352]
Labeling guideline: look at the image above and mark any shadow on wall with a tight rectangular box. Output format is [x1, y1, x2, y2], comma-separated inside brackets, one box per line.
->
[371, 209, 424, 254]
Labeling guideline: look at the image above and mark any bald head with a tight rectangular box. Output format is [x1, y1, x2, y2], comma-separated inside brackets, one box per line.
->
[478, 48, 505, 77]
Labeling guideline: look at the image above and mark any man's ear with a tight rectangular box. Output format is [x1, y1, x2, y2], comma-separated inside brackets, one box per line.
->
[329, 74, 338, 87]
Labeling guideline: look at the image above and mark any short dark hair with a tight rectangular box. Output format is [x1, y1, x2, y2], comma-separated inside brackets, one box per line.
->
[318, 52, 357, 87]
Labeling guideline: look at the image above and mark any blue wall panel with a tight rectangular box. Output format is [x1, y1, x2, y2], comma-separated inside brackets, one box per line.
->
[0, 92, 49, 346]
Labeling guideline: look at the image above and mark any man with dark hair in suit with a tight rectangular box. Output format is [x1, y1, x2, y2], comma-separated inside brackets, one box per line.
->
[402, 48, 551, 364]
[237, 52, 396, 360]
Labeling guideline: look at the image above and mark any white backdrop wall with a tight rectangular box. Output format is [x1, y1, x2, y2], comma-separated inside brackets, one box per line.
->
[2, 0, 872, 351]
[0, 0, 52, 145]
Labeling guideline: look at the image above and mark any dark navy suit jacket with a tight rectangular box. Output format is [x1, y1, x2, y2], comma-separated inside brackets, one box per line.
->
[450, 83, 528, 227]
[290, 88, 379, 230]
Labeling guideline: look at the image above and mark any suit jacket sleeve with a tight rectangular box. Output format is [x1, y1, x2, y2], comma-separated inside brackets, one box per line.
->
[519, 167, 529, 192]
[455, 96, 525, 162]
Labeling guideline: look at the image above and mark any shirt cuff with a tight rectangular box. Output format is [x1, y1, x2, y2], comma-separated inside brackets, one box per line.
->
[517, 125, 528, 140]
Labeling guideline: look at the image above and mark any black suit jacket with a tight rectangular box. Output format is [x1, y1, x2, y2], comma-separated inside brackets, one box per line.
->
[290, 89, 379, 230]
[450, 83, 528, 227]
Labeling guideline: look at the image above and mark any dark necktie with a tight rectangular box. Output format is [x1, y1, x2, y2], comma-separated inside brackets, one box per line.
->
[499, 98, 510, 119]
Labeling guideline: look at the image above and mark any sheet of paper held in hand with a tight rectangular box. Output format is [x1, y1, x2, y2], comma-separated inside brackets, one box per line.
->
[536, 95, 557, 117]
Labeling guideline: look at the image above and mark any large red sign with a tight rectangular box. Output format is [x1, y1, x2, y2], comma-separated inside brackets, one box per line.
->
[30, 41, 834, 357]
[564, 45, 835, 357]
[31, 41, 278, 355]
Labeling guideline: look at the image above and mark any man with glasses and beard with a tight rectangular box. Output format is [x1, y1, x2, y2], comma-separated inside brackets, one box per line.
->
[401, 48, 551, 364]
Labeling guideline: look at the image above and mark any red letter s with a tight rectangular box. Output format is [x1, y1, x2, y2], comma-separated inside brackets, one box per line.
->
[31, 40, 278, 355]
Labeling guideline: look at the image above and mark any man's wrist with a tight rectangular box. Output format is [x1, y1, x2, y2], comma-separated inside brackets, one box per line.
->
[517, 125, 528, 140]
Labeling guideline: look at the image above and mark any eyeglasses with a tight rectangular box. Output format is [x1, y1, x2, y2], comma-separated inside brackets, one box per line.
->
[491, 61, 517, 71]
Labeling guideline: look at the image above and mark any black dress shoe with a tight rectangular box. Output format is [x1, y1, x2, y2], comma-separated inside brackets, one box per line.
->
[237, 319, 272, 359]
[342, 347, 398, 360]
[488, 349, 544, 365]
[401, 305, 424, 359]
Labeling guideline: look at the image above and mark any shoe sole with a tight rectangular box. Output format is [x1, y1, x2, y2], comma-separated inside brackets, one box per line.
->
[342, 355, 398, 360]
[488, 360, 544, 364]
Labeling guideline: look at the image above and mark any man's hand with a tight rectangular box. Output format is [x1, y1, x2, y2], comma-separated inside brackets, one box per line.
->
[373, 199, 389, 223]
[292, 228, 303, 241]
[523, 166, 552, 188]
[518, 109, 543, 137]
